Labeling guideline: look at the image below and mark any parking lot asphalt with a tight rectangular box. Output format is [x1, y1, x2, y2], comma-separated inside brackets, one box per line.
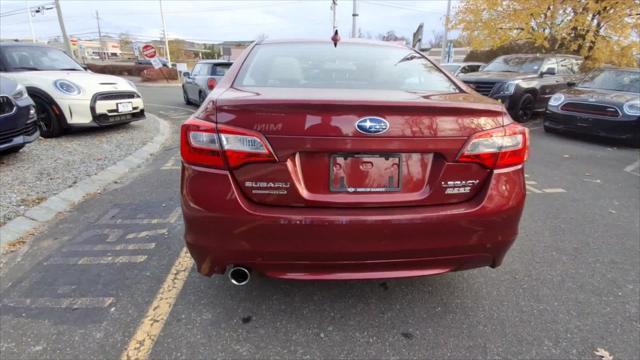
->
[1, 86, 638, 359]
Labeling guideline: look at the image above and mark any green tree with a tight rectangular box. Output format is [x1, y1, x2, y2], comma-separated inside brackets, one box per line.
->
[452, 0, 640, 68]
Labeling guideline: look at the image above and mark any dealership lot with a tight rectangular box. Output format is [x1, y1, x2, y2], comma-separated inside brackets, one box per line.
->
[1, 86, 638, 359]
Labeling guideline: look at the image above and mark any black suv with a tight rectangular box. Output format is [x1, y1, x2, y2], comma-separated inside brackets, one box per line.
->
[459, 54, 583, 122]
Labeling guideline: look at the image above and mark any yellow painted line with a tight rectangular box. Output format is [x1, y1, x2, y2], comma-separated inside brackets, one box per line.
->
[121, 247, 193, 360]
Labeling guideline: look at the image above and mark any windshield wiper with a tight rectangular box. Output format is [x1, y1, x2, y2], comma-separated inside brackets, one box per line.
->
[11, 66, 40, 71]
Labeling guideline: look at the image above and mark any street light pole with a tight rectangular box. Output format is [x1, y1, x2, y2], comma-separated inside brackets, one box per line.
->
[54, 0, 73, 58]
[331, 0, 337, 32]
[351, 0, 358, 38]
[440, 0, 451, 63]
[159, 0, 171, 66]
[26, 0, 36, 43]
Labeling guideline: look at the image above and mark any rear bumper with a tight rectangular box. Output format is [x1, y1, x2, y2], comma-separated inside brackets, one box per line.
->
[544, 110, 640, 140]
[181, 164, 526, 280]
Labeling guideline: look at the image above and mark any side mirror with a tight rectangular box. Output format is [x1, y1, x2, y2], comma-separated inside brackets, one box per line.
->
[182, 72, 190, 78]
[540, 67, 557, 77]
[567, 81, 577, 87]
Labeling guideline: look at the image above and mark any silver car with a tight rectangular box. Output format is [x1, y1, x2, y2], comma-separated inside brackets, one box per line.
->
[182, 60, 232, 105]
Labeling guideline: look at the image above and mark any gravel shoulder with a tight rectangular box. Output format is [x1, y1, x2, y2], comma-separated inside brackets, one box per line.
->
[0, 118, 158, 226]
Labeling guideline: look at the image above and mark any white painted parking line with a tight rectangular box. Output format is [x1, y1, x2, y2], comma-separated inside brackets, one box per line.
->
[45, 255, 147, 265]
[526, 184, 543, 193]
[64, 243, 156, 251]
[2, 297, 114, 309]
[542, 188, 567, 193]
[126, 228, 168, 239]
[525, 180, 538, 185]
[98, 207, 181, 225]
[161, 156, 180, 170]
[624, 160, 640, 176]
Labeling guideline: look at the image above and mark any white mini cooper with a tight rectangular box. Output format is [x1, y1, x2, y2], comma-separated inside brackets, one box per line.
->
[0, 42, 145, 137]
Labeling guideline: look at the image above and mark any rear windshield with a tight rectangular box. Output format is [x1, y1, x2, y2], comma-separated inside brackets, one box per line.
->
[213, 63, 231, 76]
[235, 43, 459, 93]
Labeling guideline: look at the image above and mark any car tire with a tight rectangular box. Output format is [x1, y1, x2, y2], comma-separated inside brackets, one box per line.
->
[32, 96, 63, 138]
[1, 145, 25, 154]
[199, 91, 206, 105]
[514, 93, 535, 123]
[543, 124, 557, 134]
[183, 87, 192, 105]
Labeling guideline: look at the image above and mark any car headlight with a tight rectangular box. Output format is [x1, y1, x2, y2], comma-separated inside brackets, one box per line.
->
[548, 93, 564, 107]
[623, 99, 640, 116]
[498, 81, 518, 96]
[126, 80, 138, 91]
[11, 83, 28, 100]
[53, 79, 81, 95]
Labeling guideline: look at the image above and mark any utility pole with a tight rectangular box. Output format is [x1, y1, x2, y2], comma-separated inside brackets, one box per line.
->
[54, 0, 73, 59]
[26, 1, 36, 43]
[95, 10, 108, 60]
[441, 0, 451, 63]
[331, 0, 337, 32]
[351, 0, 358, 38]
[159, 0, 171, 66]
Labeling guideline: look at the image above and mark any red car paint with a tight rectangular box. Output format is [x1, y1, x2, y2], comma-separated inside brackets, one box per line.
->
[181, 39, 529, 281]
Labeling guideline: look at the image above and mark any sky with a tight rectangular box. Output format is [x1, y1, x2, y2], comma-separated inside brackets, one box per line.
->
[0, 0, 458, 44]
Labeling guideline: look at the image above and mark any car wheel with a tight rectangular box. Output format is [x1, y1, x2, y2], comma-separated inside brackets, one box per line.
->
[514, 93, 535, 123]
[32, 96, 63, 138]
[183, 87, 192, 105]
[1, 145, 25, 154]
[199, 91, 206, 105]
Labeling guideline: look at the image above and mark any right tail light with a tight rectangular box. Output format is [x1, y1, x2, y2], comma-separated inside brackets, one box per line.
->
[456, 123, 529, 169]
[180, 118, 277, 170]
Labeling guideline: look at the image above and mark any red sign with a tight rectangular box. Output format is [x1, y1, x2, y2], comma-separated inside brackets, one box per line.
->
[142, 44, 157, 59]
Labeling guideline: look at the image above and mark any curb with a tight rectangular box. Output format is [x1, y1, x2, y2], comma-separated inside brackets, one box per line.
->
[0, 114, 171, 247]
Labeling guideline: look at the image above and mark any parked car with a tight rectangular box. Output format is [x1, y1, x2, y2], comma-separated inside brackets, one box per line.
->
[182, 60, 233, 105]
[0, 42, 145, 137]
[544, 67, 640, 146]
[0, 76, 38, 153]
[180, 39, 529, 285]
[459, 54, 583, 122]
[441, 62, 485, 77]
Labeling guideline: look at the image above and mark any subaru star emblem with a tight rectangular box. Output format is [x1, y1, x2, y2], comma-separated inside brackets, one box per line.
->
[355, 117, 389, 134]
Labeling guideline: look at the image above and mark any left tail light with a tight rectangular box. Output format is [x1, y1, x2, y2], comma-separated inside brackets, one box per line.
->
[456, 123, 529, 169]
[207, 78, 217, 90]
[180, 118, 277, 169]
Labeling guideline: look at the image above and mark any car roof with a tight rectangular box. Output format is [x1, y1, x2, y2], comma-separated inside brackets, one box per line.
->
[258, 38, 410, 49]
[197, 60, 233, 64]
[499, 53, 582, 59]
[442, 62, 485, 66]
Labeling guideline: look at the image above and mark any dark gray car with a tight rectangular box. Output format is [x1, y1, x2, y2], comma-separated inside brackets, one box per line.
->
[182, 60, 233, 105]
[459, 54, 583, 122]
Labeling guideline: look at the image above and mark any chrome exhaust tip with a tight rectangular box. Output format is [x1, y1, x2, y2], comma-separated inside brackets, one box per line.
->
[228, 266, 251, 286]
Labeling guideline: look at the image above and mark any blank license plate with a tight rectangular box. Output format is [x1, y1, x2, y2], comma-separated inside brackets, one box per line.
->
[117, 102, 133, 113]
[330, 154, 401, 193]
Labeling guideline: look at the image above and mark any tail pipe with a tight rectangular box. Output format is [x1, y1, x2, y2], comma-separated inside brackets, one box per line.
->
[228, 266, 251, 285]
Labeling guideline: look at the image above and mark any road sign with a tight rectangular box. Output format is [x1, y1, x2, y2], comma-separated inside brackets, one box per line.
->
[150, 57, 163, 69]
[142, 44, 157, 59]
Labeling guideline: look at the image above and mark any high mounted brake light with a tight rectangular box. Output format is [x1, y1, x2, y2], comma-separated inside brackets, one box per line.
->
[456, 123, 529, 169]
[180, 118, 277, 169]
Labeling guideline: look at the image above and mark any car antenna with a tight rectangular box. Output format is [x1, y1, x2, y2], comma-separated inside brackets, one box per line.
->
[331, 29, 341, 48]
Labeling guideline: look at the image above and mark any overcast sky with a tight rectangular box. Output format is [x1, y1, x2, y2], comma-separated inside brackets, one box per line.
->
[0, 0, 458, 44]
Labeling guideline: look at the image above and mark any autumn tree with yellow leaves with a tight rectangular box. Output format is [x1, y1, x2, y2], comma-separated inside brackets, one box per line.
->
[452, 0, 640, 69]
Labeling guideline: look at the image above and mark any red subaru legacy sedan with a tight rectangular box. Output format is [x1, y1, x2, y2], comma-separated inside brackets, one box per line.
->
[180, 39, 528, 285]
